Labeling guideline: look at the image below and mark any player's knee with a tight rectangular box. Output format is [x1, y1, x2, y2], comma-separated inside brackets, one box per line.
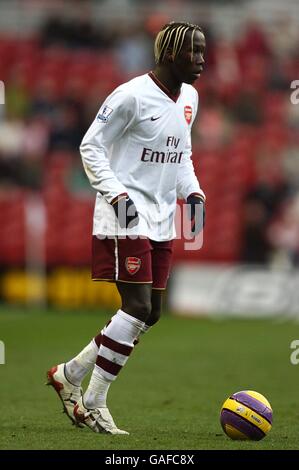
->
[146, 307, 162, 326]
[135, 300, 152, 320]
[123, 299, 152, 322]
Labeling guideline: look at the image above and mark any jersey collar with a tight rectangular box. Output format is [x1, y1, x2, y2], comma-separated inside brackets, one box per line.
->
[148, 71, 180, 103]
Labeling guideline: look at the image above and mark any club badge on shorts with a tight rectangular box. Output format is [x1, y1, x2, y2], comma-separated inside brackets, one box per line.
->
[125, 257, 141, 275]
[184, 105, 192, 125]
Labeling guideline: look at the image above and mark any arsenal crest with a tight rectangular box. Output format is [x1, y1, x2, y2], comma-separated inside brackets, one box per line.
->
[184, 105, 192, 125]
[125, 257, 141, 275]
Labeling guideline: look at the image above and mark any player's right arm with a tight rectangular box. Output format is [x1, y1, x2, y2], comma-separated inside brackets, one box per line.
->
[80, 89, 138, 204]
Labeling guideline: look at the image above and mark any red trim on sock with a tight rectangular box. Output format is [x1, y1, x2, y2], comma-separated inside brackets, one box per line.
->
[96, 356, 122, 376]
[102, 334, 133, 356]
[94, 333, 102, 347]
[93, 320, 112, 347]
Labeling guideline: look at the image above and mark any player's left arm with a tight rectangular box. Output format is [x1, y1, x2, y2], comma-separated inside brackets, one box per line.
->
[176, 130, 205, 202]
[176, 91, 205, 235]
[176, 132, 205, 235]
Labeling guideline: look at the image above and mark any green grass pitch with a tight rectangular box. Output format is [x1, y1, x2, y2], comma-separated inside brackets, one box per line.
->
[0, 305, 299, 450]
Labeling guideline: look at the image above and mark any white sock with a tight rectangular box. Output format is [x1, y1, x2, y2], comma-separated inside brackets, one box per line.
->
[65, 339, 98, 386]
[83, 309, 144, 408]
[65, 319, 112, 386]
[142, 324, 151, 334]
[83, 365, 111, 408]
[133, 323, 151, 345]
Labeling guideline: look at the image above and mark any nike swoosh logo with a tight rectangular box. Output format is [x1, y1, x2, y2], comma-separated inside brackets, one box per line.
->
[150, 116, 161, 121]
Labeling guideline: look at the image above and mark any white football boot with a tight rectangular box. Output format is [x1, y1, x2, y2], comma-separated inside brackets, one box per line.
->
[74, 397, 129, 435]
[46, 363, 84, 427]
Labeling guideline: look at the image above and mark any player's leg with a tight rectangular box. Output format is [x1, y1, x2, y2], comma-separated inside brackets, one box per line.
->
[146, 288, 163, 326]
[63, 277, 153, 385]
[46, 316, 115, 426]
[63, 319, 111, 386]
[143, 239, 173, 328]
[130, 289, 163, 348]
[61, 285, 160, 389]
[74, 282, 152, 434]
[133, 239, 173, 341]
[116, 281, 152, 321]
[73, 236, 153, 434]
[46, 236, 152, 430]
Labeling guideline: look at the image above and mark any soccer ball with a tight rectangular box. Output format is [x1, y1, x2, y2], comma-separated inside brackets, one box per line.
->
[220, 390, 273, 440]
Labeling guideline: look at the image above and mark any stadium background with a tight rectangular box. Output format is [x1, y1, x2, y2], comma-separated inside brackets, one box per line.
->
[1, 0, 299, 450]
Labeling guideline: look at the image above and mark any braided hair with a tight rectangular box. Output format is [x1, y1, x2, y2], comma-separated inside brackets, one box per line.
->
[154, 21, 203, 64]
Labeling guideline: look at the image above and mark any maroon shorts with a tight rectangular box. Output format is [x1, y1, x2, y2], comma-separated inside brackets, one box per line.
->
[92, 236, 173, 289]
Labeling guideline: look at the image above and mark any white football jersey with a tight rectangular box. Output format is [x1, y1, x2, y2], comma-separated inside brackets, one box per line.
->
[80, 72, 205, 240]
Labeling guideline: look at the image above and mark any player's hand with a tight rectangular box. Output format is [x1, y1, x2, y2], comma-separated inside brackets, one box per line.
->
[111, 193, 139, 229]
[186, 193, 205, 236]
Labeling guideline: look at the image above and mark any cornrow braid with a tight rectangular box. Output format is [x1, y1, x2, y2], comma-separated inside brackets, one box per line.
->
[154, 21, 203, 64]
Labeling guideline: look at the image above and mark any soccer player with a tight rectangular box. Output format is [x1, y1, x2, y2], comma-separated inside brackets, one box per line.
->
[47, 21, 206, 435]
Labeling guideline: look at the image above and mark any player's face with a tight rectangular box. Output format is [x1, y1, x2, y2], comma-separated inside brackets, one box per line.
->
[172, 30, 206, 84]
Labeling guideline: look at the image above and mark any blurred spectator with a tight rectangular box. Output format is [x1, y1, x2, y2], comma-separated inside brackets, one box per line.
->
[40, 15, 114, 50]
[115, 25, 153, 76]
[30, 78, 58, 123]
[237, 20, 272, 62]
[268, 15, 299, 60]
[0, 117, 43, 190]
[48, 103, 83, 151]
[195, 90, 232, 149]
[242, 196, 272, 264]
[23, 116, 49, 157]
[213, 40, 240, 88]
[231, 84, 264, 125]
[241, 147, 292, 264]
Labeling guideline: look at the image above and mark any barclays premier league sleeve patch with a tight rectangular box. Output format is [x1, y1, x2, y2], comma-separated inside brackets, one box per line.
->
[97, 105, 114, 123]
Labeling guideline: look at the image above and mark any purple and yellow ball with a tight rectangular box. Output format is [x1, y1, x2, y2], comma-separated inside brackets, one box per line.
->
[220, 390, 273, 440]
